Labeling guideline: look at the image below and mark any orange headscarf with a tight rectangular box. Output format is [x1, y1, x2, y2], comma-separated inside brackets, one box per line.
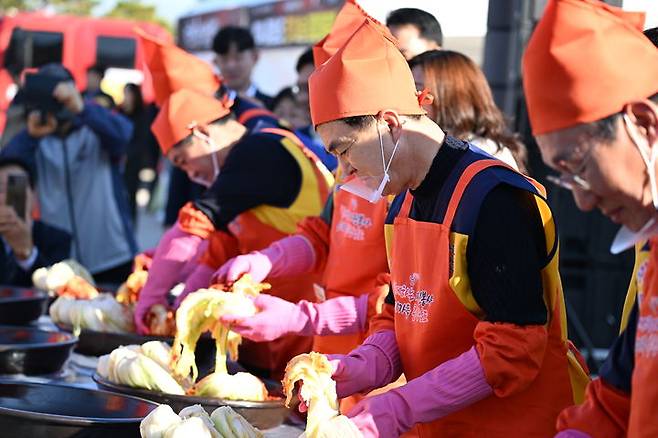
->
[137, 28, 221, 107]
[312, 0, 392, 68]
[522, 0, 658, 135]
[309, 19, 426, 127]
[151, 89, 231, 154]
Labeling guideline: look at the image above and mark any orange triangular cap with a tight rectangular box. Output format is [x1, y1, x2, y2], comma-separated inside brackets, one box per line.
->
[151, 89, 231, 154]
[312, 0, 393, 68]
[309, 19, 425, 126]
[136, 28, 221, 107]
[522, 0, 658, 135]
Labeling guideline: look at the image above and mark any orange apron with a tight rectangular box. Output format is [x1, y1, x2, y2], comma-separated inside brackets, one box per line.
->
[224, 211, 322, 379]
[204, 127, 333, 379]
[312, 186, 389, 355]
[391, 159, 584, 437]
[310, 186, 389, 412]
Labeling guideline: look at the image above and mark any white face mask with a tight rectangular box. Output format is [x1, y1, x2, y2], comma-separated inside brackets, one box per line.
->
[188, 130, 221, 188]
[340, 122, 400, 203]
[610, 114, 658, 254]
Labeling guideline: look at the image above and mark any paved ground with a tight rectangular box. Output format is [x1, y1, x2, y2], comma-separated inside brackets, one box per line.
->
[135, 205, 165, 252]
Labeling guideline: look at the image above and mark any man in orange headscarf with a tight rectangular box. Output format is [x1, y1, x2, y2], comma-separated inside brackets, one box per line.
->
[213, 0, 394, 414]
[523, 0, 658, 437]
[298, 15, 587, 437]
[135, 86, 333, 379]
[522, 1, 658, 437]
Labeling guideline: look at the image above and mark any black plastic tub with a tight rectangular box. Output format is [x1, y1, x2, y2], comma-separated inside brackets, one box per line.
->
[0, 287, 47, 325]
[0, 381, 157, 438]
[0, 325, 77, 375]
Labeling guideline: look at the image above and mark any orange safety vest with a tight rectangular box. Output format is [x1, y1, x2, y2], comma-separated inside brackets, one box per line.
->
[389, 159, 588, 437]
[204, 127, 334, 379]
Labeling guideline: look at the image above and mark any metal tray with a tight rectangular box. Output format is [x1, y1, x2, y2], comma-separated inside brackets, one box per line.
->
[0, 286, 47, 325]
[93, 373, 291, 430]
[0, 325, 76, 375]
[0, 380, 157, 438]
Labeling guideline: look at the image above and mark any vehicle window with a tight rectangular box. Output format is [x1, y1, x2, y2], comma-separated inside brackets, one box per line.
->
[96, 36, 136, 69]
[4, 28, 64, 70]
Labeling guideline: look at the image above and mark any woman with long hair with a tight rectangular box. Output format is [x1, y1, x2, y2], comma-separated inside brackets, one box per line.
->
[409, 50, 528, 173]
[120, 83, 160, 222]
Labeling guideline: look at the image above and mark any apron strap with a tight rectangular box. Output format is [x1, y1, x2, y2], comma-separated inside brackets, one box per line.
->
[443, 159, 515, 228]
[260, 127, 332, 200]
[237, 108, 276, 125]
[260, 126, 303, 146]
[399, 190, 414, 218]
[394, 158, 538, 225]
[260, 127, 323, 165]
[525, 175, 548, 198]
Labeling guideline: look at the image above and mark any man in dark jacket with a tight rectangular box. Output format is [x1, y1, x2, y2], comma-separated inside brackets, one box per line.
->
[212, 26, 274, 110]
[1, 63, 135, 284]
[0, 157, 70, 287]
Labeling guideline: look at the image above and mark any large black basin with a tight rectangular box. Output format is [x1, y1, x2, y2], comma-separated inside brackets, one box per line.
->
[0, 325, 76, 374]
[0, 381, 157, 437]
[0, 287, 47, 325]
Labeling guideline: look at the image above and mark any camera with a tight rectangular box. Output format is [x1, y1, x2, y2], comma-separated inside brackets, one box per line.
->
[22, 72, 74, 124]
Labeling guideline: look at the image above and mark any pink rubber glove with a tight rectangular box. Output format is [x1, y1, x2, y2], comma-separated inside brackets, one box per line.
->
[220, 293, 369, 342]
[327, 330, 402, 399]
[555, 431, 591, 438]
[213, 235, 315, 283]
[174, 264, 216, 309]
[180, 238, 209, 280]
[347, 346, 493, 438]
[134, 222, 204, 334]
[215, 252, 273, 284]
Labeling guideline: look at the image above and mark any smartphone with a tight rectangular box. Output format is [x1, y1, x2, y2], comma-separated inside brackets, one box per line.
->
[6, 175, 28, 221]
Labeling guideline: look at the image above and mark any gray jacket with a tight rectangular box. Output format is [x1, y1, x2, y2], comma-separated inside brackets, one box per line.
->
[2, 102, 136, 273]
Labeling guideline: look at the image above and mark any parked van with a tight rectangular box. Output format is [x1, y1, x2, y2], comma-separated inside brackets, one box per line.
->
[0, 11, 171, 136]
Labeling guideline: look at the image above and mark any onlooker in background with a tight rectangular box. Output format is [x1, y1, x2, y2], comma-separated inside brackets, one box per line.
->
[120, 83, 160, 222]
[409, 50, 528, 172]
[387, 7, 443, 60]
[272, 84, 337, 172]
[0, 157, 70, 287]
[292, 48, 337, 171]
[1, 63, 136, 285]
[272, 86, 309, 129]
[83, 65, 115, 109]
[212, 26, 273, 109]
[294, 47, 314, 116]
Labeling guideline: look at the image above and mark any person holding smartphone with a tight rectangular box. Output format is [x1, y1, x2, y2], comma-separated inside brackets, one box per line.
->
[1, 63, 135, 285]
[0, 157, 70, 287]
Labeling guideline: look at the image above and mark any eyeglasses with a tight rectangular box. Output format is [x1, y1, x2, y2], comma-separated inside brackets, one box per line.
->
[546, 174, 591, 191]
[546, 144, 594, 191]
